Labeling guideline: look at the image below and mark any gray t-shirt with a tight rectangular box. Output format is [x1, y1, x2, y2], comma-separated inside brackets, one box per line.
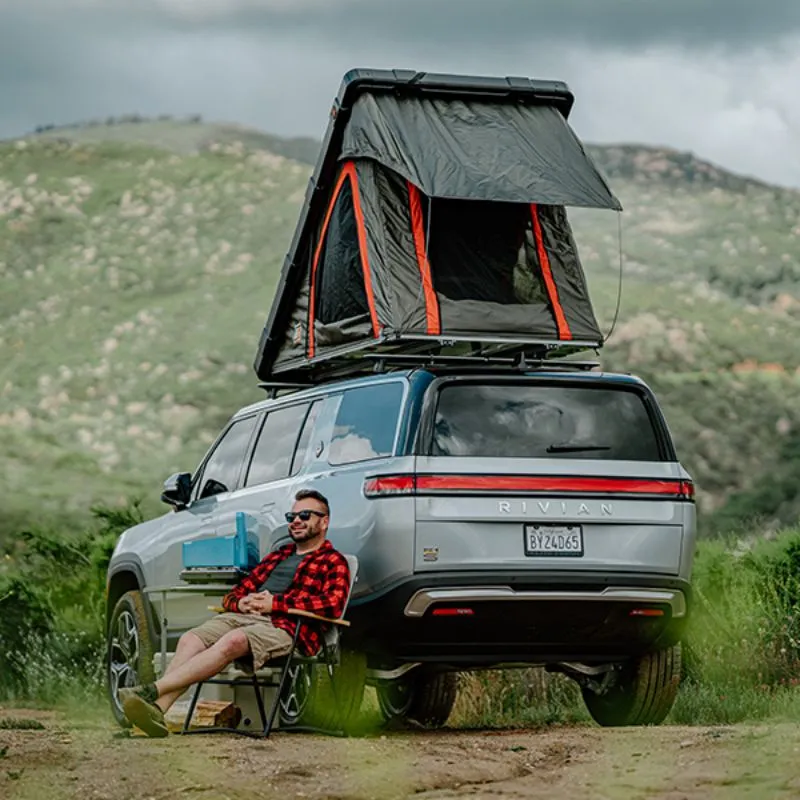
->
[260, 552, 304, 594]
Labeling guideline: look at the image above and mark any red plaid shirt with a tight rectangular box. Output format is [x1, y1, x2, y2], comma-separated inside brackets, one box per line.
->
[222, 539, 350, 656]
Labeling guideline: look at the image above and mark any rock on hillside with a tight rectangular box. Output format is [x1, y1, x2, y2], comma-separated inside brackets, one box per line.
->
[586, 143, 775, 194]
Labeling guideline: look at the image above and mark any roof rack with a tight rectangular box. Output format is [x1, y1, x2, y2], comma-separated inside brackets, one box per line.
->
[256, 348, 601, 394]
[262, 334, 601, 386]
[367, 353, 600, 373]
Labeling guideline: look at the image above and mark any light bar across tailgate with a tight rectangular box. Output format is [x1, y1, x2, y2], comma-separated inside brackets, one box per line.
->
[363, 474, 695, 501]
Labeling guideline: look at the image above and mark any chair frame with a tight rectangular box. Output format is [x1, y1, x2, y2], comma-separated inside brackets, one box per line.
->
[178, 555, 358, 739]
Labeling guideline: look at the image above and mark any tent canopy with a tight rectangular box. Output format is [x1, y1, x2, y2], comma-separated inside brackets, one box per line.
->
[342, 93, 621, 209]
[254, 69, 619, 385]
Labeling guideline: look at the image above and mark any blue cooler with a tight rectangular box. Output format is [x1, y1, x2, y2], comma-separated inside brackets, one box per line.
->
[181, 512, 260, 580]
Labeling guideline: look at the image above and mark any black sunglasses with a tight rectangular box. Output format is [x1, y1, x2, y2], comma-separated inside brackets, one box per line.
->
[285, 509, 327, 523]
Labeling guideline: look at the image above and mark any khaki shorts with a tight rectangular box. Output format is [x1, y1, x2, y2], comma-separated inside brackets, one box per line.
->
[189, 612, 293, 671]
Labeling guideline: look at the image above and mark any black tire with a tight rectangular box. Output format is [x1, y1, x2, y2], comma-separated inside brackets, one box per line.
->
[279, 648, 366, 732]
[582, 643, 682, 727]
[106, 590, 156, 727]
[377, 670, 458, 729]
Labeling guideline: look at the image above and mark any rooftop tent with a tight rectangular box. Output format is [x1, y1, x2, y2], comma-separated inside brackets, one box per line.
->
[254, 69, 622, 384]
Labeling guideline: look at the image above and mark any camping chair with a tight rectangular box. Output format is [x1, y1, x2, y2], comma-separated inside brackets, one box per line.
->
[179, 554, 358, 739]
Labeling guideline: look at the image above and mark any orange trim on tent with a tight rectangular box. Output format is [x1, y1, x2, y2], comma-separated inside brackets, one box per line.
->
[407, 181, 441, 335]
[308, 162, 380, 358]
[347, 164, 381, 339]
[530, 204, 572, 341]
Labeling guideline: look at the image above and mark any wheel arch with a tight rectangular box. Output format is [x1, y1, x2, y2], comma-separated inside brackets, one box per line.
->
[106, 559, 158, 643]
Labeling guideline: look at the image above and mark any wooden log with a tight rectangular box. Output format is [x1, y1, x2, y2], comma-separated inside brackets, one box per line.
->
[159, 699, 242, 733]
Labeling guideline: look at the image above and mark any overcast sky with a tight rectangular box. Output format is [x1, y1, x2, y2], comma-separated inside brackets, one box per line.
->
[2, 0, 800, 187]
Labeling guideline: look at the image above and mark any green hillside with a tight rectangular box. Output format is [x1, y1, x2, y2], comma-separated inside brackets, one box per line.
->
[1, 120, 799, 541]
[28, 114, 321, 164]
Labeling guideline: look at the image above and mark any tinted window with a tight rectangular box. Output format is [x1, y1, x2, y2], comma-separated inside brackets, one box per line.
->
[329, 383, 404, 466]
[431, 383, 662, 461]
[246, 403, 310, 487]
[196, 415, 258, 499]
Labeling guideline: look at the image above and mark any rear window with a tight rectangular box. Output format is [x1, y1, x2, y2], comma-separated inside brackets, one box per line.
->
[430, 383, 663, 461]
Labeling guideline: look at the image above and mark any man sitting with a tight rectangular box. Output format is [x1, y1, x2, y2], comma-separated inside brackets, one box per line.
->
[120, 488, 350, 738]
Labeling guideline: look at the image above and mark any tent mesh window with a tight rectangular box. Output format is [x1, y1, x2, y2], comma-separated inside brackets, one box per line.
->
[419, 194, 548, 306]
[315, 179, 369, 325]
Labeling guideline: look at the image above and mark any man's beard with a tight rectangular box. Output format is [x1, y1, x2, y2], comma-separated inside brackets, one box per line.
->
[289, 526, 316, 542]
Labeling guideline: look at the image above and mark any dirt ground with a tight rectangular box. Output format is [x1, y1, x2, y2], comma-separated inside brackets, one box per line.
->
[3, 707, 800, 800]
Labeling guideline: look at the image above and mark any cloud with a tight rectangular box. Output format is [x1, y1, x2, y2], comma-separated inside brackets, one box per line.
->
[233, 0, 800, 52]
[564, 44, 800, 186]
[0, 1, 799, 188]
[7, 0, 800, 49]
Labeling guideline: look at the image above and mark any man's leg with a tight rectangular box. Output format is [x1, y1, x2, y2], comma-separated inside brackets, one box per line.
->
[154, 631, 207, 712]
[121, 616, 254, 737]
[154, 629, 251, 713]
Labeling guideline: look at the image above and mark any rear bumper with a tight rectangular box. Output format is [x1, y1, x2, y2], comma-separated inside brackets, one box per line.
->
[347, 570, 691, 667]
[404, 585, 687, 618]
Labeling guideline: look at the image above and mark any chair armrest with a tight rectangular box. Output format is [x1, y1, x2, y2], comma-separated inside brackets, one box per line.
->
[286, 608, 350, 627]
[207, 605, 350, 627]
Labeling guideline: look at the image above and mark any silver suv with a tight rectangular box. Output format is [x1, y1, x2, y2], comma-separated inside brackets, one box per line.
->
[106, 364, 695, 729]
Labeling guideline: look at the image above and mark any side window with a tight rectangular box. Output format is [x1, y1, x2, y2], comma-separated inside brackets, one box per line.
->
[329, 383, 404, 466]
[245, 403, 310, 487]
[195, 415, 258, 500]
[291, 400, 324, 474]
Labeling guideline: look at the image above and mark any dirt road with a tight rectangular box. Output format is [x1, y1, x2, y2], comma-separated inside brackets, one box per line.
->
[2, 707, 800, 799]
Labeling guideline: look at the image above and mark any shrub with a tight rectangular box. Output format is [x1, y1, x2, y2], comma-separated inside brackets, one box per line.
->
[0, 501, 143, 703]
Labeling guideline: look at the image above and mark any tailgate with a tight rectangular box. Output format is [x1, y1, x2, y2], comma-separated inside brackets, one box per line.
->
[412, 456, 691, 575]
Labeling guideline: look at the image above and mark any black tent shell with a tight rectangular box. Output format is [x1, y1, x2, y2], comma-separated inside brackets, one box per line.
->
[254, 69, 621, 385]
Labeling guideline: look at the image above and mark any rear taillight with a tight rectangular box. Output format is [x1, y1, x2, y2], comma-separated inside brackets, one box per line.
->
[363, 475, 415, 497]
[431, 607, 475, 617]
[364, 474, 696, 500]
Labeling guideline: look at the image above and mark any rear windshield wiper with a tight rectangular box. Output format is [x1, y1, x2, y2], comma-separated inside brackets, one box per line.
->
[545, 444, 611, 454]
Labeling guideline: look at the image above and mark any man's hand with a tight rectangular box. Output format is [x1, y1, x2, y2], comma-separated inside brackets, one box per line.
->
[237, 594, 256, 613]
[238, 591, 273, 615]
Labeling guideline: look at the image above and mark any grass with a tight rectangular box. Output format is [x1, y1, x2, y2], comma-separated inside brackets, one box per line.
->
[450, 669, 590, 729]
[670, 683, 800, 725]
[0, 718, 46, 731]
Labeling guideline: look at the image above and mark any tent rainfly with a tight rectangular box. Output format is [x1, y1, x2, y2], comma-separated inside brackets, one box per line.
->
[254, 69, 622, 384]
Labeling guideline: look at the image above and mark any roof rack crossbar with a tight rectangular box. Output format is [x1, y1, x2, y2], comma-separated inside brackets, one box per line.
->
[257, 381, 311, 398]
[365, 353, 600, 372]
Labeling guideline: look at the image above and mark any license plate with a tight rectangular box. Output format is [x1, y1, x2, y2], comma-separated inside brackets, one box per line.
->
[524, 524, 584, 557]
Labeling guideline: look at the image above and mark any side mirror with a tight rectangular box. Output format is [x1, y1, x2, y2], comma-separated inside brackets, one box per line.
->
[161, 472, 192, 509]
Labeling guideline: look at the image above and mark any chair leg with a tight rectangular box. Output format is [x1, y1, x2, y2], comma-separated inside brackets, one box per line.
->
[263, 624, 303, 737]
[251, 673, 268, 732]
[321, 638, 344, 732]
[183, 682, 203, 733]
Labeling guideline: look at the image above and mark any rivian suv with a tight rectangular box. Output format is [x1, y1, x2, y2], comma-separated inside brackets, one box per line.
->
[106, 365, 694, 729]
